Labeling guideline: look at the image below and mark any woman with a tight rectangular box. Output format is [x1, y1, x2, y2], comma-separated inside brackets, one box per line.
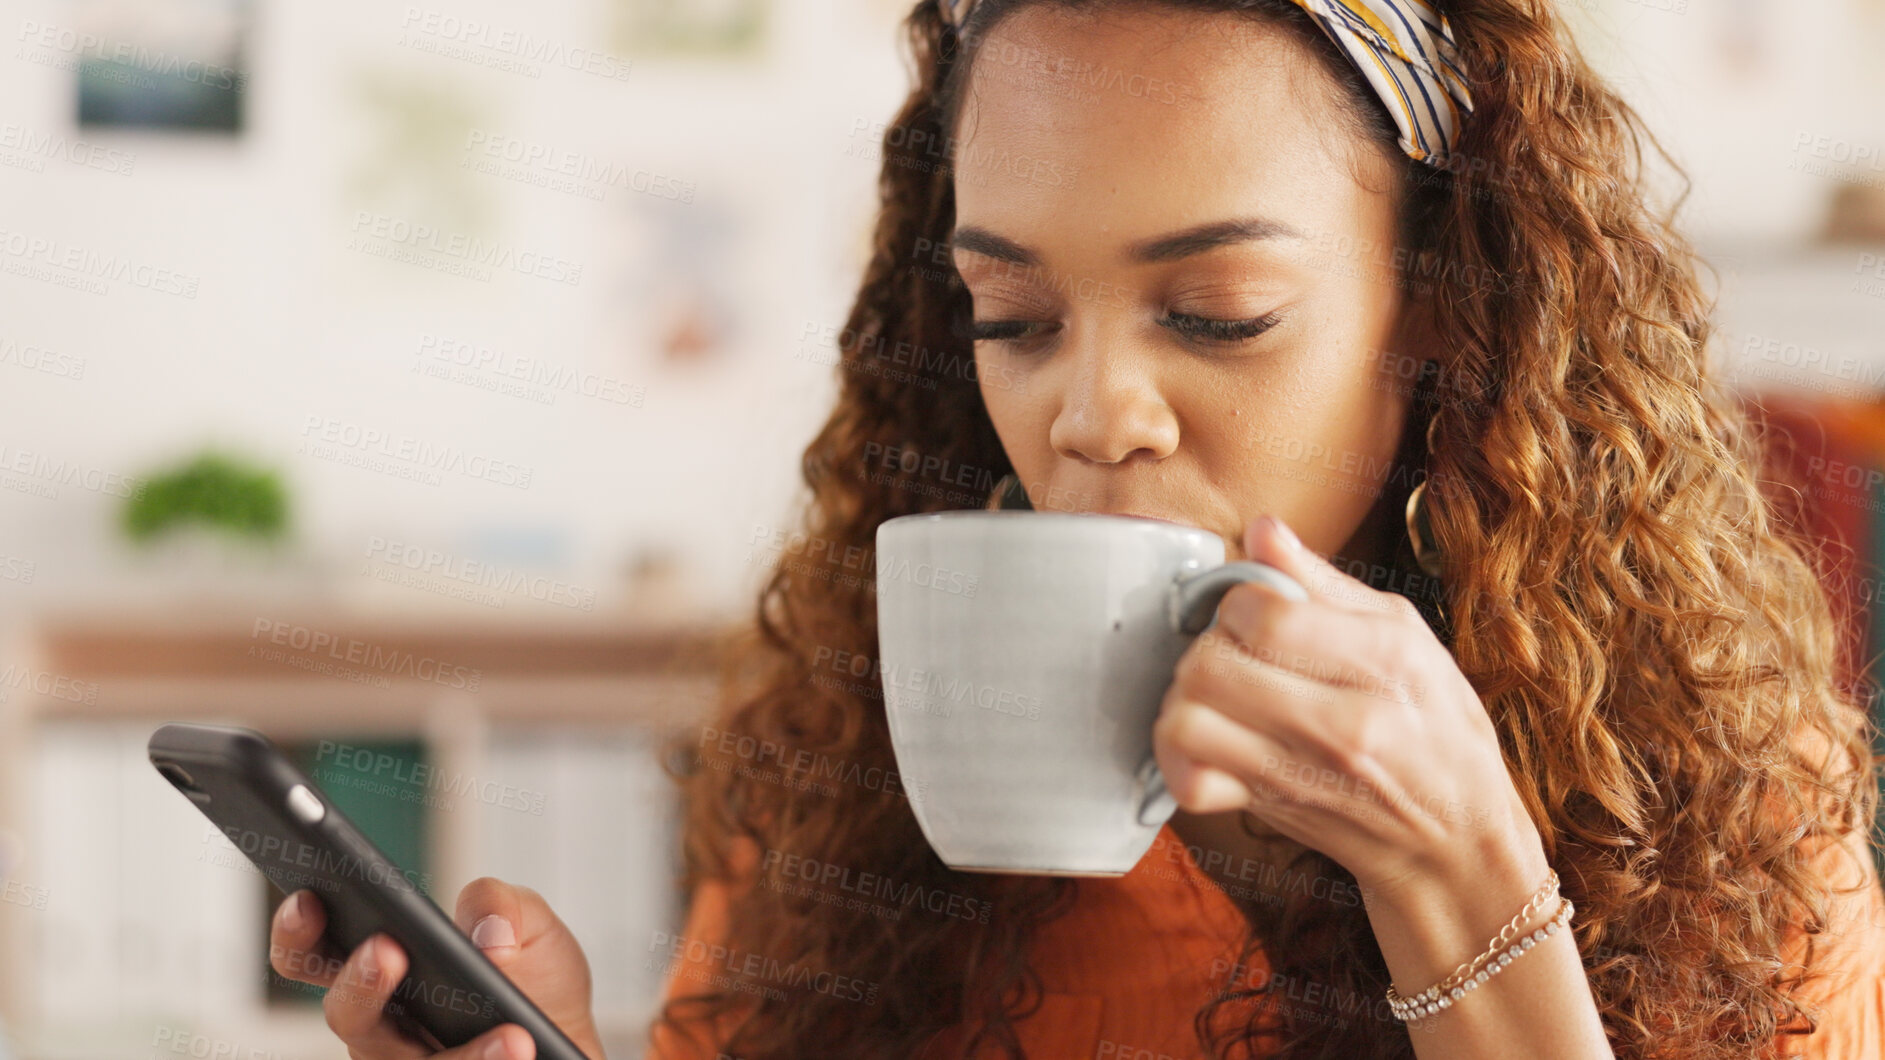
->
[266, 0, 1885, 1057]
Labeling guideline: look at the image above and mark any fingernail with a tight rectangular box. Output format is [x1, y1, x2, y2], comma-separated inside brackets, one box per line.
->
[484, 1033, 514, 1060]
[357, 936, 380, 981]
[281, 892, 304, 932]
[1273, 517, 1301, 551]
[472, 914, 516, 950]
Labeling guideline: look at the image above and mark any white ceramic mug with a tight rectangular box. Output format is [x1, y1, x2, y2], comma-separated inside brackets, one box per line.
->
[873, 510, 1307, 876]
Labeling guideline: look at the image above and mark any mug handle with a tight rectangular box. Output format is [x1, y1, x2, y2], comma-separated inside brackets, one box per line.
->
[1134, 561, 1310, 826]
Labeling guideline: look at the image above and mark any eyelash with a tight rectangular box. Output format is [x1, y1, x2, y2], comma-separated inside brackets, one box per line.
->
[969, 311, 1283, 348]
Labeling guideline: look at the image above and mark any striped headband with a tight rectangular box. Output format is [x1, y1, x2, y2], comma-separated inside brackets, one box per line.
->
[936, 0, 1474, 168]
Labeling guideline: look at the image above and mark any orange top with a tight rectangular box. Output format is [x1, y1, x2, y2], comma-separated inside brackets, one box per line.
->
[1769, 821, 1885, 1058]
[642, 822, 1885, 1058]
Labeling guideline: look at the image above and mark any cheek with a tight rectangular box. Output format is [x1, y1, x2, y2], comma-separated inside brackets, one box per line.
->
[1267, 323, 1412, 457]
[1343, 348, 1417, 460]
[975, 348, 1039, 422]
[974, 350, 1032, 453]
[1198, 352, 1407, 481]
[974, 348, 1008, 421]
[974, 353, 1075, 504]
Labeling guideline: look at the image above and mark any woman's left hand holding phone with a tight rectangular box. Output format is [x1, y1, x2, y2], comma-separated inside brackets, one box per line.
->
[268, 878, 609, 1060]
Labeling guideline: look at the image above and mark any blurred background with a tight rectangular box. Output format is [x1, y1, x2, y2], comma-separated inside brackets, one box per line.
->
[1, 0, 1884, 1057]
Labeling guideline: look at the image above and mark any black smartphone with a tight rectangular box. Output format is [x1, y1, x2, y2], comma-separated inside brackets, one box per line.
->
[147, 721, 590, 1060]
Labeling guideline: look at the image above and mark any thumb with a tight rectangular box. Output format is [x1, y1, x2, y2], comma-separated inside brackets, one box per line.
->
[450, 878, 601, 1058]
[455, 876, 528, 959]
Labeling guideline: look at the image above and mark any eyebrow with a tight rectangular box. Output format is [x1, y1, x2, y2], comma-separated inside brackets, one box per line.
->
[949, 216, 1306, 268]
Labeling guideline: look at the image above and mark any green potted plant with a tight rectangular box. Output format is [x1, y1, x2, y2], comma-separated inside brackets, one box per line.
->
[122, 450, 289, 546]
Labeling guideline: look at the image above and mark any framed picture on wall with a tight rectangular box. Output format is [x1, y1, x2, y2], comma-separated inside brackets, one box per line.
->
[606, 0, 769, 59]
[76, 0, 250, 132]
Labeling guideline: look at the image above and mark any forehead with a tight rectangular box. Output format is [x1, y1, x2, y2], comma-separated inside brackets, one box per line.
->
[950, 4, 1396, 255]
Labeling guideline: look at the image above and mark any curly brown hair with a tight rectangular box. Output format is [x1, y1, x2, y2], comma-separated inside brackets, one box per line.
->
[647, 0, 1884, 1057]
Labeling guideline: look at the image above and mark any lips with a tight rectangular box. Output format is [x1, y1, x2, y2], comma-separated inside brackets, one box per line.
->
[1094, 511, 1193, 528]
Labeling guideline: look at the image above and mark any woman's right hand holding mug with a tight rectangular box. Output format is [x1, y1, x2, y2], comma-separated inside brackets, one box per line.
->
[269, 878, 608, 1060]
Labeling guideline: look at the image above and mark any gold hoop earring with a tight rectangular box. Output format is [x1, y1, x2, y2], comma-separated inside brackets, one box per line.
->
[1405, 478, 1444, 579]
[986, 473, 1032, 511]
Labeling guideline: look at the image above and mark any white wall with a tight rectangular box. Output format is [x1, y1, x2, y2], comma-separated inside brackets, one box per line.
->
[0, 0, 911, 620]
[2, 0, 1882, 623]
[1562, 0, 1885, 239]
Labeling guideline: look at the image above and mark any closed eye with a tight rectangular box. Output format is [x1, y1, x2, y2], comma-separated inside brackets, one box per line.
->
[969, 319, 1055, 344]
[1159, 310, 1283, 345]
[969, 312, 1284, 347]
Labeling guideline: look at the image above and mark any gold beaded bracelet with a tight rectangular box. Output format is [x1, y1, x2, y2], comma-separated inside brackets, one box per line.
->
[1384, 870, 1573, 1023]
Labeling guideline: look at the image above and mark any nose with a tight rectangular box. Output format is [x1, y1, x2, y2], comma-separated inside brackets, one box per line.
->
[1046, 329, 1179, 465]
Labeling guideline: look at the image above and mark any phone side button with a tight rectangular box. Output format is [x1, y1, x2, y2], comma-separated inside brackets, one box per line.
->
[286, 784, 326, 825]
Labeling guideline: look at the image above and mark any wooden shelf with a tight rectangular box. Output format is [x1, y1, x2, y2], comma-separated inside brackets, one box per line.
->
[16, 607, 737, 726]
[31, 608, 730, 679]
